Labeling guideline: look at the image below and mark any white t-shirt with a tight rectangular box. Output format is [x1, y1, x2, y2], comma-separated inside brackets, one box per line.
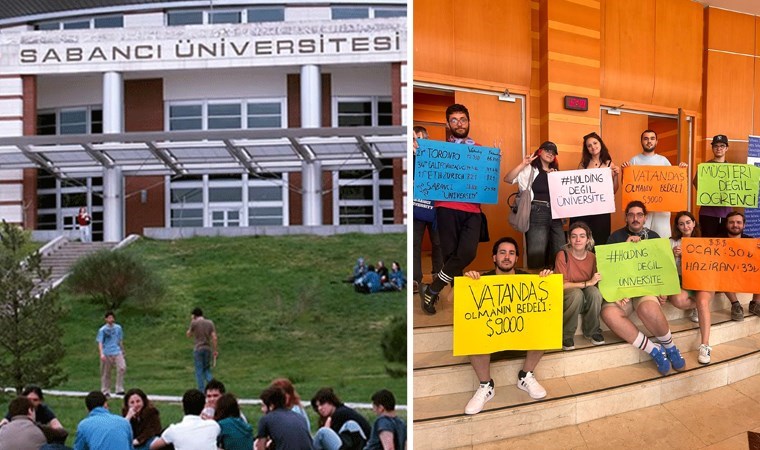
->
[628, 152, 673, 238]
[161, 415, 220, 450]
[629, 152, 671, 167]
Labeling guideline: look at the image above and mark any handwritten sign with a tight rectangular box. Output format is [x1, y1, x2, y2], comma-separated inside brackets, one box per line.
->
[696, 163, 760, 208]
[681, 238, 760, 292]
[452, 274, 563, 355]
[548, 168, 616, 219]
[595, 239, 680, 301]
[621, 166, 688, 212]
[414, 139, 500, 204]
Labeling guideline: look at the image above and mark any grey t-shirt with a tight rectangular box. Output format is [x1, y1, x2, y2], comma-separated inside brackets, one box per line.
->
[189, 318, 215, 351]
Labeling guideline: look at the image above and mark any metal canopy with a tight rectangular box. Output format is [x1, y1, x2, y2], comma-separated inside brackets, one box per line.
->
[0, 126, 406, 177]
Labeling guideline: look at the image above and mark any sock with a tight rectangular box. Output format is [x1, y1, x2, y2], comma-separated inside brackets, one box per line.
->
[518, 370, 528, 380]
[656, 332, 674, 349]
[633, 331, 657, 354]
[480, 379, 494, 388]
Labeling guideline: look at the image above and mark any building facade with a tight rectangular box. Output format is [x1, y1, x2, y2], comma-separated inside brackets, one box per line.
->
[0, 0, 407, 241]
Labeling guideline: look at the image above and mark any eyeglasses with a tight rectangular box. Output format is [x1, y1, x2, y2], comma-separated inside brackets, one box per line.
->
[448, 117, 469, 126]
[712, 144, 727, 150]
[626, 213, 645, 219]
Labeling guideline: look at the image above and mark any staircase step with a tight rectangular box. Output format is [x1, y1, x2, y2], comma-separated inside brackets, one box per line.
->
[413, 334, 760, 449]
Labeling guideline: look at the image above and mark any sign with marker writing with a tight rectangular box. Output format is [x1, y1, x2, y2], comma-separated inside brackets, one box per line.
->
[747, 136, 760, 237]
[452, 274, 563, 355]
[621, 166, 688, 212]
[696, 163, 760, 208]
[681, 238, 760, 292]
[595, 239, 680, 301]
[548, 168, 615, 219]
[414, 139, 500, 204]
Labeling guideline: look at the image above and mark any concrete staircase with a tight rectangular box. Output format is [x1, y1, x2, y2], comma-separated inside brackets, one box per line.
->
[413, 286, 759, 449]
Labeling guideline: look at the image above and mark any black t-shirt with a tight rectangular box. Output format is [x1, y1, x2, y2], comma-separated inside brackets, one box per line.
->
[482, 269, 528, 276]
[331, 405, 371, 439]
[531, 169, 550, 202]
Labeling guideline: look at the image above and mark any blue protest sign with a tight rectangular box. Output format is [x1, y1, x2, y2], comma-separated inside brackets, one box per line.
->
[747, 136, 760, 237]
[413, 139, 501, 204]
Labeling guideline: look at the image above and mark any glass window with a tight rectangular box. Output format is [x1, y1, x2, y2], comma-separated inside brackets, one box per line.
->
[94, 16, 123, 28]
[63, 20, 89, 30]
[60, 110, 87, 135]
[209, 187, 242, 202]
[247, 102, 281, 128]
[340, 185, 373, 200]
[170, 188, 203, 203]
[208, 103, 241, 130]
[168, 11, 203, 26]
[378, 101, 393, 126]
[209, 10, 241, 24]
[37, 112, 56, 135]
[90, 109, 103, 134]
[36, 22, 60, 30]
[247, 7, 285, 22]
[38, 194, 56, 209]
[379, 185, 394, 199]
[37, 214, 57, 230]
[375, 8, 406, 18]
[171, 209, 203, 227]
[248, 207, 283, 226]
[338, 101, 372, 127]
[332, 7, 369, 19]
[382, 208, 395, 224]
[339, 206, 373, 224]
[61, 192, 87, 208]
[169, 104, 203, 131]
[37, 170, 57, 190]
[248, 185, 282, 201]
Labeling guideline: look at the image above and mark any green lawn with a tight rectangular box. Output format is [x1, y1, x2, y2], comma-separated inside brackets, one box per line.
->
[2, 233, 407, 446]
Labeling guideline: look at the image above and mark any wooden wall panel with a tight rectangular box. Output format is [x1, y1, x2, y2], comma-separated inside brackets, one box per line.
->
[413, 0, 455, 77]
[704, 51, 754, 140]
[706, 7, 755, 54]
[755, 56, 760, 135]
[648, 118, 678, 164]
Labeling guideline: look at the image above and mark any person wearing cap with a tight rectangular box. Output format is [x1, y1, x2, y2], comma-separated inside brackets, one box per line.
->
[504, 141, 565, 269]
[418, 103, 485, 315]
[694, 134, 733, 237]
[620, 129, 688, 239]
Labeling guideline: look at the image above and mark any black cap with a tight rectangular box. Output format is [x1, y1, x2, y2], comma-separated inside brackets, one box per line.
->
[711, 135, 728, 146]
[538, 141, 558, 154]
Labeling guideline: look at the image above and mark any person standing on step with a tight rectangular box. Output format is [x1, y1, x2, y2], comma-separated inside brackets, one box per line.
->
[412, 125, 443, 295]
[620, 129, 688, 239]
[602, 201, 687, 376]
[554, 221, 605, 351]
[461, 237, 553, 415]
[694, 135, 734, 237]
[720, 211, 760, 320]
[418, 104, 484, 315]
[77, 206, 92, 243]
[97, 311, 126, 396]
[187, 307, 218, 391]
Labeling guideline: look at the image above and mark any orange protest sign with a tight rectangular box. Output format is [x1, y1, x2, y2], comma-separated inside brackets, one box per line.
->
[621, 166, 688, 212]
[681, 238, 760, 292]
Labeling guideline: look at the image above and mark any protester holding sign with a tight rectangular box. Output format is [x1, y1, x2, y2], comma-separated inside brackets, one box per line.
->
[667, 211, 715, 364]
[419, 104, 484, 315]
[412, 126, 442, 294]
[720, 211, 760, 319]
[554, 222, 605, 350]
[601, 201, 686, 375]
[460, 237, 553, 415]
[621, 129, 689, 239]
[504, 141, 565, 269]
[694, 135, 735, 237]
[570, 132, 620, 245]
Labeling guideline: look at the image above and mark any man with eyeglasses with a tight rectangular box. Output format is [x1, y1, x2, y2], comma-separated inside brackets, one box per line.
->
[419, 103, 483, 315]
[620, 129, 688, 239]
[601, 200, 687, 375]
[695, 134, 733, 237]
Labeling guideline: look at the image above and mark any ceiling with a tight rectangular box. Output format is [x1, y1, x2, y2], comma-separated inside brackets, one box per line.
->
[693, 0, 760, 16]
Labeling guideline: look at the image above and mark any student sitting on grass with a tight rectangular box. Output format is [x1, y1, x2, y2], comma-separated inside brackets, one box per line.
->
[214, 393, 253, 450]
[122, 388, 162, 450]
[311, 388, 371, 450]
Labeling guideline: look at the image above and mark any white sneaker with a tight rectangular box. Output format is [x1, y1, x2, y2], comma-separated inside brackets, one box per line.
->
[689, 309, 699, 323]
[464, 382, 495, 414]
[517, 371, 547, 399]
[698, 344, 711, 364]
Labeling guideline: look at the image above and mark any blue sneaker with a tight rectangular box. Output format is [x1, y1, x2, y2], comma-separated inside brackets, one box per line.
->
[649, 346, 670, 375]
[665, 345, 686, 371]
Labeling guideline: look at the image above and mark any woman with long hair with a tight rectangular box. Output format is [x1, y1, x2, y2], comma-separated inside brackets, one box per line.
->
[570, 132, 620, 245]
[121, 388, 162, 450]
[270, 378, 310, 433]
[214, 393, 253, 450]
[388, 261, 405, 291]
[667, 211, 715, 364]
[504, 141, 565, 269]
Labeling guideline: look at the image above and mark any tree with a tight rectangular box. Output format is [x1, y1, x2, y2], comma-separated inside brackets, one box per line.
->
[381, 315, 406, 378]
[0, 221, 66, 394]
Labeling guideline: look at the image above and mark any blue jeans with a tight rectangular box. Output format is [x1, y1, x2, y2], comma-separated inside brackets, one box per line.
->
[525, 202, 566, 269]
[312, 421, 366, 450]
[194, 349, 213, 391]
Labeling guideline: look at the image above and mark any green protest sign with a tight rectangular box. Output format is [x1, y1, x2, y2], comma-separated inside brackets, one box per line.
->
[696, 163, 760, 207]
[595, 238, 680, 301]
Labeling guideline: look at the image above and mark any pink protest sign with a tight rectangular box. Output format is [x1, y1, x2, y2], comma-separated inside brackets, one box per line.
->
[548, 168, 616, 219]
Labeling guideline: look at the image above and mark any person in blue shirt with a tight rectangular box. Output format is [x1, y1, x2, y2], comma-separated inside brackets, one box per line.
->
[364, 390, 406, 450]
[74, 391, 132, 450]
[96, 311, 126, 396]
[387, 261, 405, 291]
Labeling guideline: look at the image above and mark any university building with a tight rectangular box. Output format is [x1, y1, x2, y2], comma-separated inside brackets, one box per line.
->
[0, 0, 407, 241]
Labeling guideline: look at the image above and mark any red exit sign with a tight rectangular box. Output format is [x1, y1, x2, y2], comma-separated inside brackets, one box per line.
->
[564, 96, 588, 111]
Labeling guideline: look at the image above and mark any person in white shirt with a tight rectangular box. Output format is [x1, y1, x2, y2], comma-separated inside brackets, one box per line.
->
[150, 389, 219, 450]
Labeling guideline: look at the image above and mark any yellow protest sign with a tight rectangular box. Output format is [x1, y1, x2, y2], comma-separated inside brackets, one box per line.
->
[621, 166, 688, 212]
[452, 274, 563, 356]
[681, 237, 760, 292]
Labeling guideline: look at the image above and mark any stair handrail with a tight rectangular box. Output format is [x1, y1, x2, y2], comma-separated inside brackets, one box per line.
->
[37, 235, 68, 258]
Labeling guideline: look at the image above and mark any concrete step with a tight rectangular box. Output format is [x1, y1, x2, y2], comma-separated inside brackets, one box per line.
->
[413, 333, 760, 449]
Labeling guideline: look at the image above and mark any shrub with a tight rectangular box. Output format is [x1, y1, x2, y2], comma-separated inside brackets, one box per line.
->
[67, 249, 165, 311]
[381, 315, 406, 378]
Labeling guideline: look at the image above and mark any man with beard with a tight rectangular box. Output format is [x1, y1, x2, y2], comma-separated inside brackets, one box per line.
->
[720, 211, 760, 319]
[603, 201, 686, 376]
[419, 103, 484, 315]
[620, 130, 688, 238]
[460, 237, 553, 415]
